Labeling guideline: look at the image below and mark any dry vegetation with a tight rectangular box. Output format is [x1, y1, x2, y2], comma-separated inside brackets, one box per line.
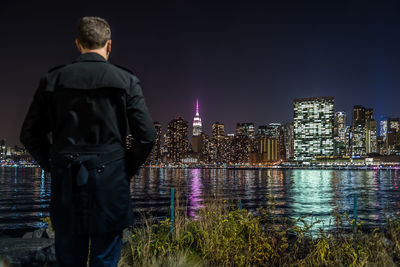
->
[117, 194, 400, 267]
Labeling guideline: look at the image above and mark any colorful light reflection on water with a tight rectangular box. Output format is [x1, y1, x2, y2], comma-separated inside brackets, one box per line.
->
[1, 167, 400, 235]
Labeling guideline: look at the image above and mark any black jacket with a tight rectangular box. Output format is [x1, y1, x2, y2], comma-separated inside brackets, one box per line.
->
[20, 52, 156, 234]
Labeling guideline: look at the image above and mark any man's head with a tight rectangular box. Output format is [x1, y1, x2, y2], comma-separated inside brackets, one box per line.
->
[75, 16, 112, 60]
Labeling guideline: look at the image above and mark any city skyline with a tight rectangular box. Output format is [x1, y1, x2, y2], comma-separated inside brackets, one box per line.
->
[0, 94, 398, 147]
[2, 1, 400, 145]
[2, 94, 400, 165]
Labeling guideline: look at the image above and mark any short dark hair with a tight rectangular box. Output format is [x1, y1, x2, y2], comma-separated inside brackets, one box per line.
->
[77, 16, 111, 49]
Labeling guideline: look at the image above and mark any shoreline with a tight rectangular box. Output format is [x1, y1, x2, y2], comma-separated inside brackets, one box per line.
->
[1, 164, 400, 171]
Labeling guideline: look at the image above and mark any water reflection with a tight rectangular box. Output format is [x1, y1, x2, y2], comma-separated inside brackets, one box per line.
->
[1, 167, 400, 234]
[188, 169, 203, 217]
[290, 170, 335, 230]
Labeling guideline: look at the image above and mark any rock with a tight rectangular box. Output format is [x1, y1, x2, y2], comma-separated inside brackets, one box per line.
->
[34, 250, 46, 262]
[22, 232, 33, 238]
[45, 228, 55, 239]
[33, 228, 45, 238]
[0, 237, 55, 266]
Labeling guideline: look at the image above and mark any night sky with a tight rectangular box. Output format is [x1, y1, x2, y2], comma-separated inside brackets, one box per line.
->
[2, 1, 400, 146]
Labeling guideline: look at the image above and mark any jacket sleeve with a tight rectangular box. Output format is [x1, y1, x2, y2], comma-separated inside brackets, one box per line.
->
[126, 77, 156, 175]
[19, 76, 52, 172]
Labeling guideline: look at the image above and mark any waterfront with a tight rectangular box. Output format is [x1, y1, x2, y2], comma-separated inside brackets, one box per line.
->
[0, 167, 399, 236]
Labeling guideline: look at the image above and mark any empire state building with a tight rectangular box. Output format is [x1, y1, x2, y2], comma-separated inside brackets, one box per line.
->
[192, 99, 202, 153]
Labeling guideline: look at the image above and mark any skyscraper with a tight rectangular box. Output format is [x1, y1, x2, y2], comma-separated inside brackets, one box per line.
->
[351, 105, 366, 156]
[334, 111, 346, 143]
[387, 118, 400, 154]
[148, 121, 162, 163]
[192, 99, 202, 153]
[380, 117, 388, 139]
[293, 96, 334, 161]
[0, 140, 5, 160]
[258, 125, 268, 135]
[236, 123, 255, 137]
[212, 122, 228, 162]
[212, 122, 225, 141]
[351, 106, 376, 156]
[167, 117, 189, 163]
[192, 99, 202, 136]
[333, 111, 346, 156]
[365, 109, 377, 154]
[282, 123, 294, 160]
[266, 123, 281, 138]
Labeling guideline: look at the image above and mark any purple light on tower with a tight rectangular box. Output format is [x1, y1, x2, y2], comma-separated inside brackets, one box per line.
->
[192, 99, 202, 136]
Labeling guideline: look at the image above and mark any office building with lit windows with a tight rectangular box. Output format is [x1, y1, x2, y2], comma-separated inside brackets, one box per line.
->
[334, 111, 346, 143]
[0, 140, 6, 160]
[351, 106, 377, 156]
[166, 117, 189, 163]
[293, 96, 335, 161]
[236, 122, 255, 137]
[212, 122, 231, 163]
[266, 123, 281, 138]
[147, 121, 162, 163]
[351, 106, 366, 156]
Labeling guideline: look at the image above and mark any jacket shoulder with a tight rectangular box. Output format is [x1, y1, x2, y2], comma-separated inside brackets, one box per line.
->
[47, 64, 67, 73]
[112, 64, 135, 75]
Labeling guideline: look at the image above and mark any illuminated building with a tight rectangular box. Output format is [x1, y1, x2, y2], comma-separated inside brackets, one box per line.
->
[148, 121, 162, 163]
[293, 96, 334, 161]
[333, 111, 346, 156]
[345, 126, 352, 156]
[236, 122, 255, 138]
[192, 99, 202, 136]
[389, 118, 400, 133]
[232, 122, 255, 163]
[278, 126, 286, 160]
[380, 117, 388, 139]
[258, 125, 268, 135]
[334, 111, 346, 143]
[351, 106, 376, 156]
[212, 122, 225, 140]
[199, 132, 211, 163]
[125, 134, 133, 149]
[212, 122, 230, 163]
[387, 118, 400, 154]
[182, 150, 198, 164]
[249, 137, 280, 164]
[377, 136, 385, 155]
[282, 123, 294, 160]
[192, 99, 202, 153]
[366, 114, 377, 154]
[0, 139, 5, 160]
[231, 135, 250, 163]
[266, 123, 281, 138]
[351, 105, 366, 156]
[167, 117, 189, 163]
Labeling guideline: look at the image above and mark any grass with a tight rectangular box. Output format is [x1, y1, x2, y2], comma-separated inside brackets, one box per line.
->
[118, 195, 400, 267]
[42, 194, 400, 266]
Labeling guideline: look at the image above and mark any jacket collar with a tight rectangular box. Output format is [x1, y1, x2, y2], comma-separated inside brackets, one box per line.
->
[72, 52, 108, 63]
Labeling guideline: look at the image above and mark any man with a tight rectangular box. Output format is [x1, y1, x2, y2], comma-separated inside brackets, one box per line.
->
[20, 16, 156, 266]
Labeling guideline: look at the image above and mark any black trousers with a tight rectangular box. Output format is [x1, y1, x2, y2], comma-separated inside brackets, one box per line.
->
[54, 230, 123, 267]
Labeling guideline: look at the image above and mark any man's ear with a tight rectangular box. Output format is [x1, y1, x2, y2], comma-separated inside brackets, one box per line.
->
[75, 39, 82, 52]
[107, 40, 112, 53]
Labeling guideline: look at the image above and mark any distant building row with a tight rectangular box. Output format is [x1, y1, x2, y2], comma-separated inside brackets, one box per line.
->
[141, 97, 400, 164]
[0, 139, 33, 162]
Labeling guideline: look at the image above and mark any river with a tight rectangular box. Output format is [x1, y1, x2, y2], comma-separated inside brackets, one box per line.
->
[1, 167, 399, 236]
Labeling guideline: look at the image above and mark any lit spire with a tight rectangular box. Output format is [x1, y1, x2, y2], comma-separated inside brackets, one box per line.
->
[192, 98, 202, 136]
